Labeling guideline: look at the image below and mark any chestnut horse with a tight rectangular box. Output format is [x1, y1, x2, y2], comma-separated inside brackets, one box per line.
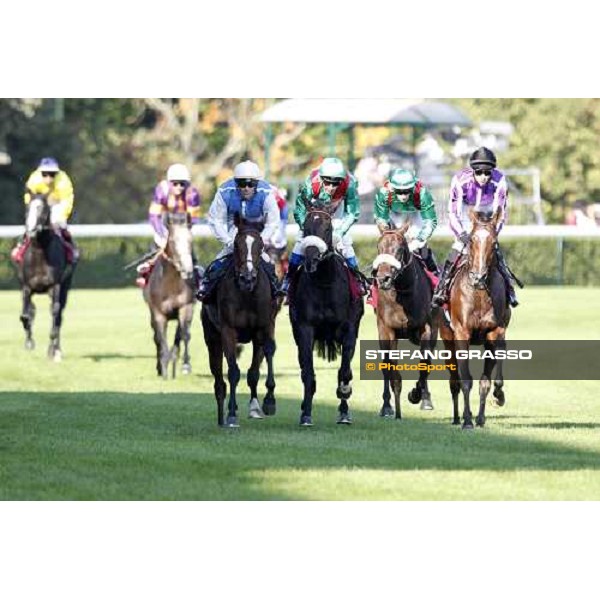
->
[371, 224, 437, 419]
[438, 210, 511, 429]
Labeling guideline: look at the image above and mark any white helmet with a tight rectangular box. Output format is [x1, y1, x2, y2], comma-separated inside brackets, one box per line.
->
[233, 160, 261, 180]
[167, 163, 191, 182]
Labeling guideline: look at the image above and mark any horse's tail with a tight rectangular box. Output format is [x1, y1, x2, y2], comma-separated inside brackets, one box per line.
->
[314, 335, 341, 362]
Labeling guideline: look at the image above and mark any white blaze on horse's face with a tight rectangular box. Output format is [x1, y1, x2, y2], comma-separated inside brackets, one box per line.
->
[245, 234, 255, 274]
[26, 199, 44, 233]
[172, 226, 194, 277]
[472, 229, 490, 275]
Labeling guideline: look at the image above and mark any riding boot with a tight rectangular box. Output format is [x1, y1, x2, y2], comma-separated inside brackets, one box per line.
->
[431, 260, 453, 308]
[60, 227, 80, 264]
[495, 245, 519, 307]
[348, 264, 369, 296]
[197, 257, 228, 302]
[261, 259, 281, 298]
[11, 235, 30, 264]
[421, 246, 439, 276]
[280, 261, 300, 305]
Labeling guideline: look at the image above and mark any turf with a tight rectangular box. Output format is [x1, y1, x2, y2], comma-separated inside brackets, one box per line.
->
[0, 286, 598, 499]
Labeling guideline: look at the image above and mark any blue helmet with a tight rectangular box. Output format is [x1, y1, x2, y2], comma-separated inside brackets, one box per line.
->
[38, 157, 60, 172]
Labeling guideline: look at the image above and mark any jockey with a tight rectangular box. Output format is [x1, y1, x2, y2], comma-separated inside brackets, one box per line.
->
[373, 168, 439, 274]
[135, 163, 203, 288]
[12, 157, 79, 264]
[431, 147, 520, 308]
[197, 160, 281, 301]
[280, 157, 365, 295]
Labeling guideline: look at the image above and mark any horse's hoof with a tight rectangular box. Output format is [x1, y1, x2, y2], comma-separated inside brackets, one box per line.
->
[452, 419, 461, 426]
[337, 412, 353, 425]
[407, 389, 421, 405]
[299, 415, 313, 427]
[224, 416, 240, 429]
[24, 339, 34, 351]
[492, 389, 505, 407]
[420, 397, 434, 411]
[379, 406, 395, 418]
[462, 422, 474, 431]
[262, 402, 276, 416]
[181, 363, 192, 375]
[248, 398, 265, 419]
[53, 350, 62, 363]
[476, 418, 485, 428]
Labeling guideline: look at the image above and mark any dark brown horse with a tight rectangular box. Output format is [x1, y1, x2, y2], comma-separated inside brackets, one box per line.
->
[201, 220, 278, 428]
[143, 213, 196, 378]
[16, 194, 74, 361]
[371, 224, 437, 418]
[289, 208, 364, 426]
[439, 210, 511, 429]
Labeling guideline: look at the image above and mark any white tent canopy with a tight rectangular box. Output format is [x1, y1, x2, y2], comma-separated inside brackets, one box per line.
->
[260, 98, 471, 126]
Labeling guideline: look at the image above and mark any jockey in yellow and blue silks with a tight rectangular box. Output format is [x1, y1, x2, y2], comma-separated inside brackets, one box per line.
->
[12, 157, 79, 264]
[280, 157, 365, 296]
[197, 160, 281, 302]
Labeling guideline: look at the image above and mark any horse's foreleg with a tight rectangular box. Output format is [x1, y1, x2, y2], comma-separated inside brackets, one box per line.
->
[151, 312, 169, 378]
[413, 324, 434, 411]
[247, 339, 265, 420]
[336, 325, 358, 425]
[20, 287, 35, 350]
[293, 322, 315, 426]
[491, 333, 507, 407]
[171, 316, 181, 379]
[202, 309, 226, 426]
[262, 335, 277, 416]
[454, 333, 474, 430]
[48, 285, 63, 362]
[377, 323, 396, 418]
[180, 303, 193, 375]
[222, 326, 241, 428]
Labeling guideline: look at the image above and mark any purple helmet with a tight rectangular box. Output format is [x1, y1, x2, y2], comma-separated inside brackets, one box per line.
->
[38, 157, 60, 172]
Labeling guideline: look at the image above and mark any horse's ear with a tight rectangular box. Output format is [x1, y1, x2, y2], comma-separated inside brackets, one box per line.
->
[233, 212, 241, 228]
[398, 222, 410, 237]
[469, 208, 477, 223]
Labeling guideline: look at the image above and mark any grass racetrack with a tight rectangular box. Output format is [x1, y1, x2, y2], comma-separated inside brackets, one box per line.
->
[0, 286, 599, 500]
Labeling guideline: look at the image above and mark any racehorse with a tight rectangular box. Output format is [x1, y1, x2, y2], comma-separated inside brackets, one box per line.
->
[289, 208, 364, 426]
[16, 193, 74, 361]
[438, 210, 511, 429]
[143, 212, 196, 378]
[266, 244, 288, 314]
[201, 218, 278, 428]
[371, 224, 437, 419]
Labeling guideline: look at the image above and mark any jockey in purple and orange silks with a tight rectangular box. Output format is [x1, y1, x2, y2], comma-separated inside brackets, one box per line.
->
[136, 163, 203, 288]
[431, 147, 520, 308]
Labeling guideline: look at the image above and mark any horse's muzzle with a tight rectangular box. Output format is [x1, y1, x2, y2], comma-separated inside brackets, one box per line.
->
[468, 271, 488, 289]
[238, 270, 258, 292]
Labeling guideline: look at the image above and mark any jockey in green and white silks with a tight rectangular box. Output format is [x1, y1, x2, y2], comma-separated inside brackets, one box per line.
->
[281, 157, 362, 294]
[197, 160, 281, 301]
[373, 168, 439, 274]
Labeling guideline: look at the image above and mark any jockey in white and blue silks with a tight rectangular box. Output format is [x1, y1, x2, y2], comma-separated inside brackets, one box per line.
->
[431, 146, 520, 308]
[197, 160, 281, 301]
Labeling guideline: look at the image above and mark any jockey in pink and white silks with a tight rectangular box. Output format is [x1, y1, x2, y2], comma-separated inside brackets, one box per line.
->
[431, 147, 520, 308]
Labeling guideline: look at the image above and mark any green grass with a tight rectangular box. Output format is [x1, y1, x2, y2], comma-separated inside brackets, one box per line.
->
[0, 286, 599, 500]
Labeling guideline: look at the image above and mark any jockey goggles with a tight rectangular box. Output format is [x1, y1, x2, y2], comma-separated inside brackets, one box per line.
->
[41, 171, 57, 178]
[321, 177, 343, 186]
[235, 178, 258, 189]
[474, 169, 493, 176]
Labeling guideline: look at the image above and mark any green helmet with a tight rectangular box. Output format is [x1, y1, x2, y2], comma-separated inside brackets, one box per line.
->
[319, 157, 346, 180]
[390, 169, 417, 192]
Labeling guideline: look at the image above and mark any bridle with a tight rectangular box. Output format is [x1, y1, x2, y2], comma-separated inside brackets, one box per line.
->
[372, 231, 413, 289]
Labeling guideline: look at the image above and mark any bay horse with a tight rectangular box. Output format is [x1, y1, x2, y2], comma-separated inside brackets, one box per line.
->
[371, 224, 437, 419]
[266, 244, 288, 314]
[201, 218, 278, 428]
[16, 193, 74, 361]
[143, 213, 196, 378]
[289, 208, 364, 426]
[439, 210, 511, 429]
